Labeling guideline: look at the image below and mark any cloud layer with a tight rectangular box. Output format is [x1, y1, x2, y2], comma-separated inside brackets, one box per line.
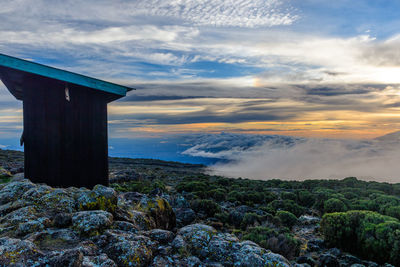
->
[181, 132, 400, 183]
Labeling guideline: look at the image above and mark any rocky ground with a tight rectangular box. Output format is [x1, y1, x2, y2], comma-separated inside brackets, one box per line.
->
[0, 149, 397, 267]
[0, 177, 291, 266]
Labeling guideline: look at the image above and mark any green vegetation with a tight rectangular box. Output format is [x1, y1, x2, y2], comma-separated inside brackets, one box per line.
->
[324, 198, 347, 213]
[108, 162, 400, 262]
[0, 167, 12, 184]
[275, 210, 298, 228]
[321, 210, 400, 265]
[242, 226, 300, 259]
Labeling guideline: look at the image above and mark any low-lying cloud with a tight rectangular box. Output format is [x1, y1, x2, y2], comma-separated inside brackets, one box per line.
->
[181, 132, 400, 183]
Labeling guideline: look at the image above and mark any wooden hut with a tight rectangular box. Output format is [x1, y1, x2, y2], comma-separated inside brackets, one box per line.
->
[0, 53, 133, 188]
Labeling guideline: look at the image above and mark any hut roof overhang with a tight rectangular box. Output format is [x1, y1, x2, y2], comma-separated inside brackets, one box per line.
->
[0, 53, 134, 102]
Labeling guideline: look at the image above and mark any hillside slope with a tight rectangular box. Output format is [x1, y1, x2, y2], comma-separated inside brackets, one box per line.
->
[0, 148, 399, 266]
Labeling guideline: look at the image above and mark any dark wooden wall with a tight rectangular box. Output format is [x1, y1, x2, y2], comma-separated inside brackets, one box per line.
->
[22, 73, 109, 188]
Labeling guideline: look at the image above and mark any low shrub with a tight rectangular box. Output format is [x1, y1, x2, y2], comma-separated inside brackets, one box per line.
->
[240, 212, 262, 230]
[242, 227, 299, 260]
[275, 210, 297, 228]
[190, 199, 221, 217]
[320, 210, 400, 265]
[324, 198, 347, 213]
[176, 181, 208, 193]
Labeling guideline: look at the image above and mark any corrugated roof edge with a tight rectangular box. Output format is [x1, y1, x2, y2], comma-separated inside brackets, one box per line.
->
[0, 53, 135, 96]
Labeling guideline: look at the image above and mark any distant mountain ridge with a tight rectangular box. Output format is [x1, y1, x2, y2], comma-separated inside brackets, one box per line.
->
[374, 130, 400, 142]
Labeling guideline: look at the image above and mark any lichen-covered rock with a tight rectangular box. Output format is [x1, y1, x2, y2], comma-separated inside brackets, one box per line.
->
[150, 255, 174, 266]
[72, 210, 113, 236]
[172, 195, 191, 209]
[178, 224, 217, 258]
[208, 233, 241, 264]
[119, 191, 145, 206]
[0, 199, 27, 216]
[75, 240, 100, 256]
[16, 217, 52, 236]
[21, 184, 52, 202]
[101, 230, 156, 267]
[39, 189, 76, 213]
[262, 251, 292, 267]
[29, 228, 80, 251]
[0, 237, 43, 266]
[175, 224, 291, 267]
[113, 220, 138, 233]
[77, 184, 118, 213]
[171, 235, 186, 251]
[0, 178, 296, 267]
[149, 229, 175, 244]
[131, 210, 156, 230]
[82, 254, 117, 267]
[150, 255, 203, 267]
[0, 205, 38, 226]
[45, 248, 84, 267]
[0, 181, 36, 205]
[233, 241, 291, 267]
[175, 207, 196, 226]
[135, 195, 176, 230]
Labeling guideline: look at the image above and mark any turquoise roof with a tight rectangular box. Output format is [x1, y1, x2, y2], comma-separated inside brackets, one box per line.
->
[0, 53, 133, 97]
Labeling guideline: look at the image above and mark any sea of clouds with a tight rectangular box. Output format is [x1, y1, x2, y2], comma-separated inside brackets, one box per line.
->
[181, 132, 400, 183]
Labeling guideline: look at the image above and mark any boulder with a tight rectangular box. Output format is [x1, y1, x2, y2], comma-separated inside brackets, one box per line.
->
[16, 217, 52, 236]
[77, 184, 118, 213]
[0, 199, 27, 217]
[39, 189, 76, 213]
[319, 253, 340, 267]
[149, 229, 175, 244]
[0, 181, 35, 205]
[233, 241, 291, 267]
[1, 205, 38, 226]
[178, 224, 217, 258]
[135, 195, 176, 230]
[208, 233, 241, 264]
[29, 228, 80, 251]
[21, 184, 52, 202]
[72, 210, 113, 236]
[45, 248, 84, 267]
[175, 207, 196, 226]
[0, 237, 43, 266]
[101, 230, 156, 267]
[113, 220, 138, 233]
[82, 254, 117, 267]
[173, 195, 190, 208]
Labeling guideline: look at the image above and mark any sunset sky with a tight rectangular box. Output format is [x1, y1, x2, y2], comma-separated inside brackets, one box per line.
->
[2, 0, 400, 144]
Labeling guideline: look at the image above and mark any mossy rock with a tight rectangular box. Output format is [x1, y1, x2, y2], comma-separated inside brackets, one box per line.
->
[0, 167, 11, 179]
[135, 196, 176, 230]
[77, 185, 117, 213]
[72, 210, 113, 236]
